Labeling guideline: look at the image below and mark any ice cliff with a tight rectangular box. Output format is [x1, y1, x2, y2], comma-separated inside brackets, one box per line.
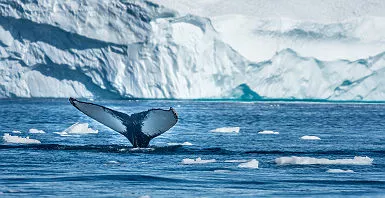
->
[0, 0, 385, 100]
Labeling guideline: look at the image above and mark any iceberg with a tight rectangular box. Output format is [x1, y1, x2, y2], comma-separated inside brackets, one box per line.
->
[1, 1, 385, 101]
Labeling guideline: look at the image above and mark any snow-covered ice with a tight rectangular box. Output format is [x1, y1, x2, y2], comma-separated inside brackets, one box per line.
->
[181, 157, 216, 165]
[275, 156, 373, 165]
[301, 135, 321, 140]
[210, 127, 240, 133]
[3, 133, 41, 144]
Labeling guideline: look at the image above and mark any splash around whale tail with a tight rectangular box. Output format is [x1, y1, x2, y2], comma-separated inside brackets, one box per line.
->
[69, 97, 178, 147]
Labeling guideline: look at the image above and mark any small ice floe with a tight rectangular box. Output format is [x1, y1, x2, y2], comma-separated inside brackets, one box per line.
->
[258, 130, 279, 134]
[326, 169, 354, 173]
[138, 195, 151, 198]
[238, 159, 259, 169]
[214, 169, 231, 173]
[224, 159, 248, 163]
[301, 135, 321, 140]
[181, 157, 216, 165]
[54, 122, 98, 136]
[275, 156, 373, 165]
[210, 127, 240, 133]
[167, 142, 193, 146]
[3, 133, 41, 144]
[28, 128, 45, 134]
[12, 130, 22, 134]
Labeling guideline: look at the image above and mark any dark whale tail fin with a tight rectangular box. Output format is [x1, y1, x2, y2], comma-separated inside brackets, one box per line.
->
[69, 97, 178, 147]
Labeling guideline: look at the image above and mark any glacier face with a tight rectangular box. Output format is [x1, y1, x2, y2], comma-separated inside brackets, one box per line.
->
[0, 0, 385, 100]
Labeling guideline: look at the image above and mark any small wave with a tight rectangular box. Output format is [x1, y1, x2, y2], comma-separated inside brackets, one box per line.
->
[210, 127, 240, 133]
[214, 169, 231, 173]
[12, 130, 22, 134]
[275, 156, 373, 165]
[301, 135, 321, 140]
[167, 142, 193, 146]
[238, 159, 259, 169]
[327, 169, 355, 173]
[181, 157, 216, 165]
[258, 130, 279, 134]
[2, 133, 41, 144]
[28, 128, 45, 134]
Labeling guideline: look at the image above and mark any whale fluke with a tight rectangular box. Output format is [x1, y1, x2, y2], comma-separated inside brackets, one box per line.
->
[69, 97, 178, 147]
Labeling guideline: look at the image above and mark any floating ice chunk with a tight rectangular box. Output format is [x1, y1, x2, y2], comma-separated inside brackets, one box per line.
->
[224, 159, 248, 163]
[138, 195, 151, 198]
[181, 157, 216, 165]
[12, 130, 22, 134]
[327, 169, 355, 173]
[3, 133, 41, 144]
[258, 130, 279, 134]
[53, 132, 73, 137]
[238, 159, 259, 169]
[301, 135, 321, 140]
[275, 156, 373, 165]
[29, 128, 45, 134]
[167, 142, 193, 146]
[54, 122, 98, 136]
[63, 122, 98, 134]
[210, 127, 240, 133]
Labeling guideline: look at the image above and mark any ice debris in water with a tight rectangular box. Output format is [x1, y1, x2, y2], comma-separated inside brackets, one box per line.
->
[54, 122, 98, 136]
[167, 142, 193, 146]
[327, 169, 355, 173]
[210, 127, 240, 133]
[12, 130, 22, 134]
[258, 130, 279, 134]
[301, 135, 321, 140]
[275, 156, 373, 165]
[238, 159, 259, 169]
[29, 128, 45, 134]
[3, 133, 41, 144]
[181, 157, 216, 165]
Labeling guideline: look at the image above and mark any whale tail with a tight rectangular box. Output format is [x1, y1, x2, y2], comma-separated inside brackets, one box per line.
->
[69, 97, 178, 147]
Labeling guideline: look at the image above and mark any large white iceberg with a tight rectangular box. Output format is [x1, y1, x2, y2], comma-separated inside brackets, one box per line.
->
[1, 1, 385, 101]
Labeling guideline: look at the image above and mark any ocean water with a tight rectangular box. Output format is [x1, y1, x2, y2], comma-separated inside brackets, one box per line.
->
[0, 99, 384, 197]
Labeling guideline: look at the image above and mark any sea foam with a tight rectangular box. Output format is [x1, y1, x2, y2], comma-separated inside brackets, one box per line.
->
[29, 128, 45, 134]
[238, 159, 259, 169]
[181, 157, 216, 165]
[3, 133, 41, 144]
[301, 135, 321, 140]
[258, 130, 279, 134]
[210, 127, 240, 133]
[275, 156, 373, 165]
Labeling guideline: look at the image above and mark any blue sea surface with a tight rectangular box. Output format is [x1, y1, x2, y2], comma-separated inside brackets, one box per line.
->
[0, 99, 384, 197]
